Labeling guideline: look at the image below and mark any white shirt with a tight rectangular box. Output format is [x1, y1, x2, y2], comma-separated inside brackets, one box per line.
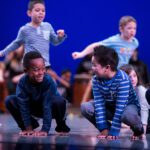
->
[136, 85, 150, 125]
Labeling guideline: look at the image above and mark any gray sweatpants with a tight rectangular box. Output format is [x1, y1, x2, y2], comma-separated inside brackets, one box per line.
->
[81, 100, 143, 136]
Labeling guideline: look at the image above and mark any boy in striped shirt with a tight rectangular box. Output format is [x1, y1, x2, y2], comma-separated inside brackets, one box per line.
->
[81, 45, 143, 140]
[0, 0, 69, 85]
[0, 0, 66, 68]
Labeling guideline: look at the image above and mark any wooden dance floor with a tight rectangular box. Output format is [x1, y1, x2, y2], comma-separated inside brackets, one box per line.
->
[0, 107, 150, 150]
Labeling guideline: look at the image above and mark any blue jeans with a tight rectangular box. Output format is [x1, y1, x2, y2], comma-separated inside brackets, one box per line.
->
[5, 95, 67, 130]
[81, 101, 143, 135]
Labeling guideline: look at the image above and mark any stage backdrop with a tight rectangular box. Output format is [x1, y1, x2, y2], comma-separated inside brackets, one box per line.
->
[0, 0, 150, 77]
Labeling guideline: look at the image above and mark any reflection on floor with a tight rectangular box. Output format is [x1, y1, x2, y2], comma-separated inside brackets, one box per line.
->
[0, 107, 150, 150]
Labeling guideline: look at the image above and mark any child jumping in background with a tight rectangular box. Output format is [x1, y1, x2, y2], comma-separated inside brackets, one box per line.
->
[5, 51, 70, 136]
[0, 0, 68, 84]
[81, 46, 143, 140]
[120, 64, 149, 138]
[72, 15, 138, 68]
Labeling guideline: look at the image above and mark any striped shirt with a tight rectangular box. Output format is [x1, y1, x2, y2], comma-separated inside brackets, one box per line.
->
[92, 70, 139, 136]
[1, 22, 66, 66]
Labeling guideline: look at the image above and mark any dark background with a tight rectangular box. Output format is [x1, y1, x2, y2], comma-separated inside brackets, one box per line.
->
[0, 0, 149, 76]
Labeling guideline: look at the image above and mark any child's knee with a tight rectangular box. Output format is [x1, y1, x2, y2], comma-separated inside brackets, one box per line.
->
[5, 96, 12, 107]
[52, 96, 66, 106]
[80, 102, 94, 116]
[80, 103, 87, 115]
[5, 95, 17, 109]
[122, 113, 140, 125]
[130, 114, 139, 122]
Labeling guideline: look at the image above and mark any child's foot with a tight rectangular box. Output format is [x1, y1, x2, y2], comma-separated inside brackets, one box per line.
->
[132, 126, 144, 136]
[31, 118, 39, 129]
[20, 119, 39, 131]
[55, 122, 70, 133]
[56, 132, 69, 136]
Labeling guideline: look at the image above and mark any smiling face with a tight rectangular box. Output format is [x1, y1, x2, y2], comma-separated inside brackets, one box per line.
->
[28, 3, 46, 26]
[91, 56, 108, 78]
[120, 21, 137, 41]
[27, 58, 46, 83]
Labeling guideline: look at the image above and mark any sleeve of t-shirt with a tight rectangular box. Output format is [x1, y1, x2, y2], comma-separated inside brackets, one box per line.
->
[49, 23, 66, 46]
[16, 78, 31, 128]
[98, 36, 115, 47]
[1, 27, 25, 55]
[92, 77, 109, 131]
[109, 79, 130, 136]
[137, 86, 149, 125]
[41, 75, 59, 132]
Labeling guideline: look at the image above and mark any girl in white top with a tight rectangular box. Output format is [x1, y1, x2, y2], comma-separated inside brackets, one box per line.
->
[120, 64, 149, 137]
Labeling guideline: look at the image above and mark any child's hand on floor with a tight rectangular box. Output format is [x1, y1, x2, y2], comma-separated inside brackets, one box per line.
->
[106, 135, 118, 140]
[33, 131, 48, 136]
[132, 134, 146, 140]
[97, 129, 109, 139]
[19, 130, 34, 136]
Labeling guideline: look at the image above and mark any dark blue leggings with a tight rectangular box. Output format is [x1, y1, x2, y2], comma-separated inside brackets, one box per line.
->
[5, 95, 67, 130]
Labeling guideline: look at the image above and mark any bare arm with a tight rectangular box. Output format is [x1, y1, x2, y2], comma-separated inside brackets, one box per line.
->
[72, 42, 100, 59]
[47, 69, 70, 88]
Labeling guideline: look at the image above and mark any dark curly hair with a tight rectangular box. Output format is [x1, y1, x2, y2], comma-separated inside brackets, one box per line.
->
[23, 51, 43, 69]
[93, 45, 119, 71]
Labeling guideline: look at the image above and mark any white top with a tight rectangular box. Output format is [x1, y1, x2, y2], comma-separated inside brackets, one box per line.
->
[136, 85, 150, 125]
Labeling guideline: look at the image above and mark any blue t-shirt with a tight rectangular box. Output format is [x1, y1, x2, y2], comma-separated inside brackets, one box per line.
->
[99, 34, 139, 67]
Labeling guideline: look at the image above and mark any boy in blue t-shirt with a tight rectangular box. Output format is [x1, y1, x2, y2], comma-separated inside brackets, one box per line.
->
[72, 16, 138, 68]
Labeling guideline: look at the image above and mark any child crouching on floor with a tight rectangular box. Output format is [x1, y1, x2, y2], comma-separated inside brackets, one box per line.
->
[5, 51, 70, 136]
[81, 46, 144, 140]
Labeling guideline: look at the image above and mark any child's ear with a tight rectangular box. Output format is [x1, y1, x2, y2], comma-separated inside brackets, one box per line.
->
[106, 65, 110, 69]
[106, 65, 111, 70]
[27, 10, 31, 17]
[119, 26, 123, 33]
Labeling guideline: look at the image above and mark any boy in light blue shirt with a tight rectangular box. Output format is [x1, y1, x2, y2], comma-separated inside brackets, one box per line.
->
[72, 16, 138, 68]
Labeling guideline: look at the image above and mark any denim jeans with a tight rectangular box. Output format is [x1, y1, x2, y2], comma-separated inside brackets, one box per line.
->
[81, 100, 143, 135]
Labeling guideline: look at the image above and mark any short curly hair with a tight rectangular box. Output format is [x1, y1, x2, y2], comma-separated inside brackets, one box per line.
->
[23, 51, 43, 69]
